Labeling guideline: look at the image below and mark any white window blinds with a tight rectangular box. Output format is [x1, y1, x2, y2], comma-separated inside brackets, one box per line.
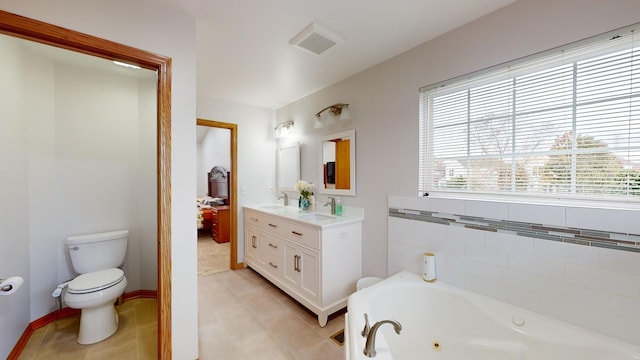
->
[419, 25, 640, 201]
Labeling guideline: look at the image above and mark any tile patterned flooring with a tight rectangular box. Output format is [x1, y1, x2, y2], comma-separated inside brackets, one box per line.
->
[17, 268, 345, 359]
[18, 298, 157, 359]
[198, 268, 345, 360]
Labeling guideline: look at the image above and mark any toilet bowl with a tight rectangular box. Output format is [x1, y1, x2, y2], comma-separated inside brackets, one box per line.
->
[62, 230, 129, 344]
[64, 268, 127, 344]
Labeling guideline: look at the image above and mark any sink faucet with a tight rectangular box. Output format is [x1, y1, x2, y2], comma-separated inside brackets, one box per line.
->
[323, 196, 336, 214]
[363, 319, 402, 358]
[277, 192, 288, 206]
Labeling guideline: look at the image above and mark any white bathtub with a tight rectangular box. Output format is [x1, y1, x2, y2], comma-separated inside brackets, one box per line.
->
[346, 271, 640, 360]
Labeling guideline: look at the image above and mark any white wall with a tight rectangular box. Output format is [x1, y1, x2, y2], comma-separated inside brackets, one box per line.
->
[0, 2, 198, 358]
[197, 96, 276, 264]
[0, 35, 30, 359]
[275, 0, 640, 278]
[197, 127, 231, 197]
[51, 64, 155, 291]
[136, 79, 159, 290]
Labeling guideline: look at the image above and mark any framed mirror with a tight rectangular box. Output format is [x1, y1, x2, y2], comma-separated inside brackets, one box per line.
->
[319, 129, 356, 196]
[276, 141, 300, 192]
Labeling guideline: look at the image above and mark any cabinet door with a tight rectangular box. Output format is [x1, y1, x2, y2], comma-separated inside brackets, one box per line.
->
[299, 247, 319, 302]
[244, 227, 259, 262]
[282, 241, 320, 303]
[282, 242, 299, 288]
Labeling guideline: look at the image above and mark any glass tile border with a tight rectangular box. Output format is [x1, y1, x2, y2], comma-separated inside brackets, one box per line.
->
[388, 207, 640, 253]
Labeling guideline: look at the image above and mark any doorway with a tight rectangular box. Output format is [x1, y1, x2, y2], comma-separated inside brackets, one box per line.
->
[0, 10, 171, 358]
[196, 119, 242, 271]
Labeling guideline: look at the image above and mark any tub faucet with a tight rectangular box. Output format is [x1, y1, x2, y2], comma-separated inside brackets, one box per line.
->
[277, 192, 288, 206]
[364, 319, 402, 358]
[323, 196, 336, 214]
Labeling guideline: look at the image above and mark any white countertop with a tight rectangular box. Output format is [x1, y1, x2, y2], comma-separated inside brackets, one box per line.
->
[243, 204, 364, 229]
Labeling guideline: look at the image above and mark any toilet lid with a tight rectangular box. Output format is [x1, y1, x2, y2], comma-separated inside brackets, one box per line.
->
[68, 268, 125, 294]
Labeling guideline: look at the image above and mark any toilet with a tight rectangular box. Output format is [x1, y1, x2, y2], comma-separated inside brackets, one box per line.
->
[63, 230, 129, 345]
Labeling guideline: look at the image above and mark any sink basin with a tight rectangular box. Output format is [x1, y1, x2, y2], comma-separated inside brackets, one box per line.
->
[299, 213, 335, 221]
[260, 205, 285, 210]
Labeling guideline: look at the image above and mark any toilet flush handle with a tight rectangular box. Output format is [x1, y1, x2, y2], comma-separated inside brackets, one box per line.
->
[70, 246, 79, 251]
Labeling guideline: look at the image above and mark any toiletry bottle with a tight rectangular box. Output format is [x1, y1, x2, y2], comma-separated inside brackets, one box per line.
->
[335, 197, 342, 216]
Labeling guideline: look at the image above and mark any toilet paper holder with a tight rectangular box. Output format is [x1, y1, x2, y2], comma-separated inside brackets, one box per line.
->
[1, 278, 14, 292]
[0, 276, 25, 296]
[0, 279, 13, 291]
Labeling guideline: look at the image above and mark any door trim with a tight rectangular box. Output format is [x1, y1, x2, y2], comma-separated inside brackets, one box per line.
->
[0, 10, 172, 358]
[197, 119, 243, 270]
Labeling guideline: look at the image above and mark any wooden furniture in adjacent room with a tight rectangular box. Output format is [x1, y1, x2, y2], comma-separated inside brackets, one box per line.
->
[199, 208, 213, 235]
[212, 205, 230, 243]
[208, 166, 230, 205]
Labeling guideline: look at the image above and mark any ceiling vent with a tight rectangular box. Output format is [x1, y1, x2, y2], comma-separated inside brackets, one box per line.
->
[288, 22, 345, 56]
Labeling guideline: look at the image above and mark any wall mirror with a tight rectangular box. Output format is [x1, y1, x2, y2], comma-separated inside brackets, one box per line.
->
[276, 141, 300, 192]
[319, 129, 356, 196]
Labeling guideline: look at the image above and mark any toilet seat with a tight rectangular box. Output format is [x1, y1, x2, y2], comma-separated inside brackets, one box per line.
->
[68, 268, 125, 294]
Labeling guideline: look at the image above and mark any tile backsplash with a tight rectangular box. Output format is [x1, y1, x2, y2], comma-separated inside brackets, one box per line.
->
[389, 208, 640, 252]
[387, 195, 640, 347]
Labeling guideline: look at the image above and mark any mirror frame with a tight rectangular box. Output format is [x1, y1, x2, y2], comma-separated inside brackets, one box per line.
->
[276, 141, 300, 192]
[318, 129, 356, 196]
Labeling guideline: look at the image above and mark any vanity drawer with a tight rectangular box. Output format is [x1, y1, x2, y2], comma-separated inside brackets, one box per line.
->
[257, 233, 283, 277]
[245, 209, 264, 228]
[283, 222, 320, 250]
[247, 211, 291, 238]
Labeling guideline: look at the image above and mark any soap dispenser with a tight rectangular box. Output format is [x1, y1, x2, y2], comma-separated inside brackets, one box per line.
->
[335, 197, 343, 216]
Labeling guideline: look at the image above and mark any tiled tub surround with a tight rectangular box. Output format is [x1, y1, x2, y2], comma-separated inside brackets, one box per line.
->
[388, 209, 640, 253]
[387, 195, 640, 347]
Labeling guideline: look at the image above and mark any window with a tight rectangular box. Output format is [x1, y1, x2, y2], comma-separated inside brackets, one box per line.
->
[419, 25, 640, 201]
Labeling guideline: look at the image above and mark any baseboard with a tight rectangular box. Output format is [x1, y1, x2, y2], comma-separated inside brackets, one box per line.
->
[7, 289, 157, 360]
[123, 289, 158, 300]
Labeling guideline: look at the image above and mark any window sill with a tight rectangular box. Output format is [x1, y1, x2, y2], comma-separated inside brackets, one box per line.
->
[425, 191, 640, 211]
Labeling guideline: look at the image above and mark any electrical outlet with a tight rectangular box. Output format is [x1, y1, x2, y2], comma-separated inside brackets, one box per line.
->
[241, 186, 247, 195]
[339, 231, 348, 239]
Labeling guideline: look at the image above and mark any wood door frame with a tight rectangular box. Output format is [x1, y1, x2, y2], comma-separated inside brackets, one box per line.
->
[0, 10, 173, 358]
[197, 118, 243, 270]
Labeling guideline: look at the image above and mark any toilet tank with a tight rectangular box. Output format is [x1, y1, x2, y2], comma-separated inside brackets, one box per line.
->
[66, 230, 129, 274]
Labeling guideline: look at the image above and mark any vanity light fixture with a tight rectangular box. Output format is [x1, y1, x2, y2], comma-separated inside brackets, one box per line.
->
[314, 103, 350, 129]
[275, 120, 294, 138]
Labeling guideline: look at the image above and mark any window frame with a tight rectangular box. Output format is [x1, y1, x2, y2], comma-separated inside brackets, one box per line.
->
[419, 23, 640, 204]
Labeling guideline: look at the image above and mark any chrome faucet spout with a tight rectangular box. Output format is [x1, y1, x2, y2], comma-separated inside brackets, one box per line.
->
[323, 196, 336, 215]
[363, 319, 402, 358]
[277, 192, 288, 206]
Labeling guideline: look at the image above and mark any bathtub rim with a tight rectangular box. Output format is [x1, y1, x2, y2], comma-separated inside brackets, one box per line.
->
[346, 270, 640, 360]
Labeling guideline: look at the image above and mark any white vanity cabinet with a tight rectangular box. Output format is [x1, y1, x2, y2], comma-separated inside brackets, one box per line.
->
[243, 206, 362, 327]
[283, 235, 320, 303]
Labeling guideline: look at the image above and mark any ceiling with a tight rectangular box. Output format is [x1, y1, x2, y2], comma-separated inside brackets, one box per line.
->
[11, 1, 518, 111]
[178, 0, 516, 109]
